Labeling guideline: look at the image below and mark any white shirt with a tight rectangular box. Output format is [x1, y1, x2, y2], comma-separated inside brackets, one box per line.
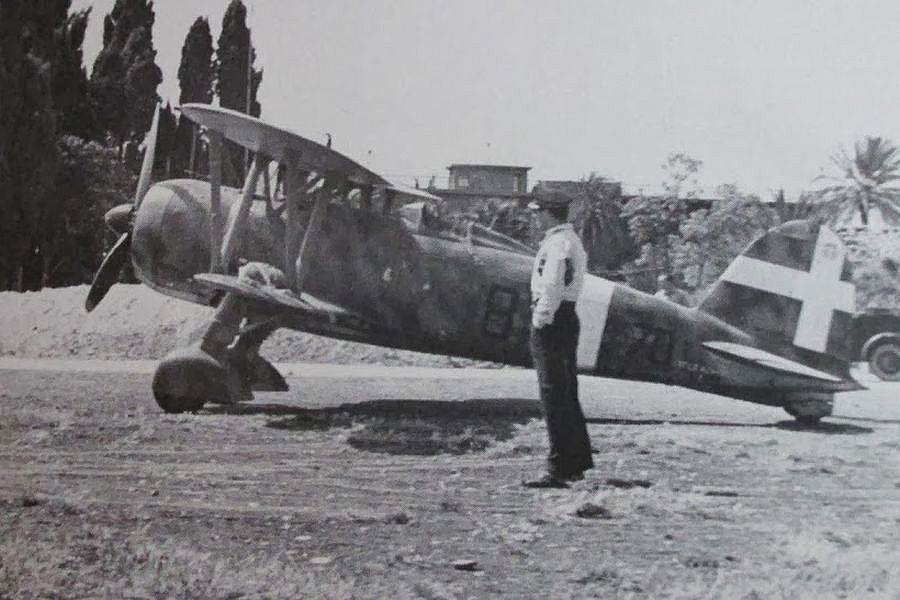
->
[530, 223, 587, 327]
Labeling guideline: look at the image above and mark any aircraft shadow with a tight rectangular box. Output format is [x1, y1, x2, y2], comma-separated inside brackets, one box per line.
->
[771, 420, 871, 435]
[206, 399, 871, 458]
[587, 417, 871, 435]
[831, 415, 900, 426]
[209, 397, 542, 420]
[209, 398, 542, 456]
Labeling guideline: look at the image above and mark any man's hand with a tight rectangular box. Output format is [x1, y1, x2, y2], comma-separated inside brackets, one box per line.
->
[532, 315, 553, 329]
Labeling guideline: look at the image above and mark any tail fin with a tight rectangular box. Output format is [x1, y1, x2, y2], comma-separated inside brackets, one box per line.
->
[699, 220, 856, 369]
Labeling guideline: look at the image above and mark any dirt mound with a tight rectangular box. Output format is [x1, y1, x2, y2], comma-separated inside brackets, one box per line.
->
[0, 284, 460, 366]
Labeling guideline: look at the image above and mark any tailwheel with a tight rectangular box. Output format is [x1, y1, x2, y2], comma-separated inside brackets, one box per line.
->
[783, 392, 833, 425]
[152, 344, 241, 413]
[789, 413, 822, 427]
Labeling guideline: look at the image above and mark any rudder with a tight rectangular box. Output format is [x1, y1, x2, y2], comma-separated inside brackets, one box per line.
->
[699, 220, 856, 370]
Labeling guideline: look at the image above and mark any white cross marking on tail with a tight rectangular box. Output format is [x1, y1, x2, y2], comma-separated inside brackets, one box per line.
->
[719, 227, 854, 353]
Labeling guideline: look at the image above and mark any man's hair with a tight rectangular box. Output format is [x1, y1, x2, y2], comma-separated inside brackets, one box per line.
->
[546, 205, 569, 221]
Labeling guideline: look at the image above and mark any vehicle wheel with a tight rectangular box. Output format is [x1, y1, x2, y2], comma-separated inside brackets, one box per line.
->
[869, 342, 900, 381]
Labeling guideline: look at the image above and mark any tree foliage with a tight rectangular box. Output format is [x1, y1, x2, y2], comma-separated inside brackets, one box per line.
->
[815, 136, 900, 227]
[178, 17, 215, 105]
[0, 2, 28, 285]
[121, 24, 162, 139]
[216, 0, 262, 116]
[154, 102, 177, 178]
[568, 174, 637, 272]
[173, 17, 214, 177]
[0, 0, 65, 290]
[464, 198, 535, 245]
[1, 1, 138, 290]
[674, 184, 778, 291]
[51, 7, 96, 138]
[216, 0, 263, 186]
[90, 0, 161, 146]
[621, 153, 702, 273]
[46, 136, 136, 286]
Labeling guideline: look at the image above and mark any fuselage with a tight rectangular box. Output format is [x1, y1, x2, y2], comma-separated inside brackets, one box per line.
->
[131, 179, 854, 407]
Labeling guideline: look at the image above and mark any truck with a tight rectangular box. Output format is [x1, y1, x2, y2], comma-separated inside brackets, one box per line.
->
[853, 308, 900, 381]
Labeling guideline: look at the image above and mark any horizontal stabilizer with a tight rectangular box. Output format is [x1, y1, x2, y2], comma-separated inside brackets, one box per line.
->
[702, 341, 845, 383]
[386, 181, 442, 201]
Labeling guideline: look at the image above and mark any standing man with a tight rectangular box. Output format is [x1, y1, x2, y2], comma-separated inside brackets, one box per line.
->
[524, 190, 594, 489]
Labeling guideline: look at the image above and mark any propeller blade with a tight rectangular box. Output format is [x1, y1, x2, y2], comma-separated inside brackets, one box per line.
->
[134, 102, 161, 208]
[85, 232, 131, 312]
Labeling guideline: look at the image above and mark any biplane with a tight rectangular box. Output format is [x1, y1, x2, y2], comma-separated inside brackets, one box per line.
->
[87, 104, 864, 424]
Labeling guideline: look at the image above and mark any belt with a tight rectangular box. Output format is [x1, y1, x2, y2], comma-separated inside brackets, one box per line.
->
[531, 299, 577, 309]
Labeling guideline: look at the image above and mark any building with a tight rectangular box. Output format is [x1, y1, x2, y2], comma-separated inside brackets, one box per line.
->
[534, 178, 623, 202]
[447, 164, 530, 194]
[429, 164, 532, 212]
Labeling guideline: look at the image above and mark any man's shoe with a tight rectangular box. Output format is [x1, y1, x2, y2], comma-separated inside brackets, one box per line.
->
[522, 474, 570, 489]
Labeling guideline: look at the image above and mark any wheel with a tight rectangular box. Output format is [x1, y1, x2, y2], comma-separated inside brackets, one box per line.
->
[153, 393, 205, 414]
[783, 393, 833, 424]
[152, 345, 238, 413]
[793, 414, 821, 427]
[869, 342, 900, 381]
[783, 405, 823, 426]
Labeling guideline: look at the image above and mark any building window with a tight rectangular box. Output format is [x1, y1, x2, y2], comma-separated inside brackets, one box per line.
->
[513, 177, 521, 192]
[456, 175, 469, 189]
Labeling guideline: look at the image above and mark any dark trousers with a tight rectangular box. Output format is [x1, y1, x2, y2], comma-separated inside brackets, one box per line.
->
[530, 302, 594, 479]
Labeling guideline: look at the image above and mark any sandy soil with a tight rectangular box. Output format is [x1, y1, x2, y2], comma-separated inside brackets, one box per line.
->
[2, 364, 900, 599]
[0, 285, 470, 366]
[2, 284, 900, 597]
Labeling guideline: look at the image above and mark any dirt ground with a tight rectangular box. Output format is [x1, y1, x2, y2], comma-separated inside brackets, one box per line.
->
[0, 285, 477, 366]
[2, 363, 900, 599]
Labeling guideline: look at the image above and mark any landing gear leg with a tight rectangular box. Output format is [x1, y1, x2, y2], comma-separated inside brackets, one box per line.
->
[152, 294, 244, 413]
[226, 319, 288, 399]
[152, 293, 289, 413]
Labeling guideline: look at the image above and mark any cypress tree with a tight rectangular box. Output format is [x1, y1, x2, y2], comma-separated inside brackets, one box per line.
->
[154, 102, 177, 177]
[173, 17, 214, 176]
[121, 25, 162, 140]
[0, 0, 27, 288]
[53, 8, 96, 138]
[216, 0, 263, 185]
[178, 17, 214, 105]
[0, 0, 67, 289]
[2, 1, 138, 289]
[90, 0, 161, 146]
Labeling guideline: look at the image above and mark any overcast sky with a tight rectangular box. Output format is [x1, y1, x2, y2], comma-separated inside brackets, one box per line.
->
[71, 0, 900, 198]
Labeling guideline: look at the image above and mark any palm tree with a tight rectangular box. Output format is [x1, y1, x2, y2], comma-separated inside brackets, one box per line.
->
[816, 136, 900, 227]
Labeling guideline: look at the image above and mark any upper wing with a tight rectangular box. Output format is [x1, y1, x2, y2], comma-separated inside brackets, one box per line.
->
[180, 104, 390, 188]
